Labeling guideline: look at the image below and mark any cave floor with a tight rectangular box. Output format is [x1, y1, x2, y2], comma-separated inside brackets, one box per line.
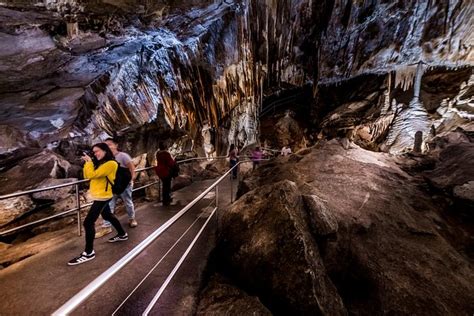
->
[0, 176, 239, 315]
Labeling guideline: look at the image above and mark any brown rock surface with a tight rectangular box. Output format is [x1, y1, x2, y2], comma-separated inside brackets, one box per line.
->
[0, 228, 75, 268]
[207, 140, 474, 315]
[0, 150, 71, 195]
[172, 175, 193, 191]
[424, 141, 474, 190]
[197, 275, 272, 316]
[218, 179, 347, 315]
[0, 196, 35, 227]
[31, 178, 78, 201]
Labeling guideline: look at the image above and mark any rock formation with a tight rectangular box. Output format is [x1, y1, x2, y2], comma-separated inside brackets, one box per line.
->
[0, 0, 472, 313]
[199, 133, 474, 314]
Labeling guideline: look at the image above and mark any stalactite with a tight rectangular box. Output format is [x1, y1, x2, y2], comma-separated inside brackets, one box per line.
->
[394, 65, 417, 91]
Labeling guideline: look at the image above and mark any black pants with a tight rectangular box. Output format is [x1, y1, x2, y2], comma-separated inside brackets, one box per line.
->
[161, 176, 172, 205]
[230, 159, 238, 178]
[84, 200, 126, 254]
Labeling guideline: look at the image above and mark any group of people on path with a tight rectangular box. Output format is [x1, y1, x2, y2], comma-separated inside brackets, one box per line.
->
[68, 139, 176, 266]
[227, 144, 264, 176]
[228, 144, 292, 174]
[69, 139, 288, 265]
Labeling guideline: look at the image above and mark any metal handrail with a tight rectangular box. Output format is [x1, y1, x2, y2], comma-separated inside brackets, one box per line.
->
[0, 179, 89, 201]
[177, 156, 227, 164]
[0, 157, 231, 236]
[143, 206, 218, 315]
[259, 92, 304, 117]
[0, 167, 158, 236]
[52, 162, 241, 316]
[0, 166, 155, 201]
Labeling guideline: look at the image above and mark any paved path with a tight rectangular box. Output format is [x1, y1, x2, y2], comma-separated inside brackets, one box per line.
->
[0, 176, 239, 315]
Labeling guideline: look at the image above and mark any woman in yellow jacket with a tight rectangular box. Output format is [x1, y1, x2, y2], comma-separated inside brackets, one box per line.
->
[68, 143, 128, 266]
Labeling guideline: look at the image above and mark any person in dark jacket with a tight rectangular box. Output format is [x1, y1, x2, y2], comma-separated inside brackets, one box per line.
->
[155, 142, 176, 206]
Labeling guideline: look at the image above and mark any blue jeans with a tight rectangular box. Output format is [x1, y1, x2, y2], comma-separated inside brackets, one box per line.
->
[103, 183, 135, 226]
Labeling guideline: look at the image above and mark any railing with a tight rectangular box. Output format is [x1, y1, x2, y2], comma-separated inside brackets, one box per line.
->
[259, 91, 305, 118]
[52, 162, 242, 316]
[0, 166, 159, 237]
[0, 157, 230, 237]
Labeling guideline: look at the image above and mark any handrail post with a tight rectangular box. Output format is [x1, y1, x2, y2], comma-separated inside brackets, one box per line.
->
[75, 184, 82, 236]
[215, 185, 218, 209]
[230, 173, 233, 204]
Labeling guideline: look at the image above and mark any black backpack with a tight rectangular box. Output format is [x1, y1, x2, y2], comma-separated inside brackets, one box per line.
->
[106, 161, 132, 195]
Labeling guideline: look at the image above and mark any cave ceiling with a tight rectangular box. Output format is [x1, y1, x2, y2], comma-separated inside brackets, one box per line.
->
[0, 0, 472, 155]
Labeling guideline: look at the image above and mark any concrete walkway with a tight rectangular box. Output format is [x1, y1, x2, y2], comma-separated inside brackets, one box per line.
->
[0, 176, 239, 315]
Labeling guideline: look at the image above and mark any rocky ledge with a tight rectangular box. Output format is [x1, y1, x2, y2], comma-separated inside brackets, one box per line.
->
[197, 131, 474, 315]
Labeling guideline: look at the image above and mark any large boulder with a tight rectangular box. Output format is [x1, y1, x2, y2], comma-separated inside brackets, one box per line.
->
[172, 175, 192, 191]
[424, 141, 474, 190]
[0, 196, 35, 227]
[453, 181, 474, 202]
[0, 150, 71, 195]
[0, 125, 32, 155]
[0, 229, 75, 268]
[32, 178, 78, 201]
[207, 140, 474, 315]
[218, 179, 346, 315]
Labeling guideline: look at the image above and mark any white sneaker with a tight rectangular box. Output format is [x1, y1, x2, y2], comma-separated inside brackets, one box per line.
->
[68, 251, 95, 266]
[129, 219, 138, 228]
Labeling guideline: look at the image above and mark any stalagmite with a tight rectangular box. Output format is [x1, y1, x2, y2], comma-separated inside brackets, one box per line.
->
[413, 130, 423, 153]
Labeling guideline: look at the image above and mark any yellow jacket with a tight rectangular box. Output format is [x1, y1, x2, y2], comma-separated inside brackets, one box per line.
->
[83, 161, 118, 200]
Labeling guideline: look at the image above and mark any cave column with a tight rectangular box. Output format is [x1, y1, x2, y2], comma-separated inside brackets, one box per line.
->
[413, 61, 424, 103]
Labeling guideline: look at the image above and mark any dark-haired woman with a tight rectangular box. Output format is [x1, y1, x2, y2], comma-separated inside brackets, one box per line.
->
[68, 143, 128, 266]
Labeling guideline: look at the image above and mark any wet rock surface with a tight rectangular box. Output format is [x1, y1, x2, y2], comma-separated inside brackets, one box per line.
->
[201, 136, 474, 315]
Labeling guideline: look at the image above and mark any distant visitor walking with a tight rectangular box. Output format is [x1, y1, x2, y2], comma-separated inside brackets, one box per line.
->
[104, 138, 137, 228]
[281, 145, 292, 156]
[228, 144, 239, 179]
[68, 143, 128, 266]
[251, 146, 263, 170]
[155, 142, 176, 206]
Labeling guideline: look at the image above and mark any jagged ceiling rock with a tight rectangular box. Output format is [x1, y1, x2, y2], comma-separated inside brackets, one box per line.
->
[0, 1, 263, 155]
[251, 0, 473, 152]
[319, 0, 473, 79]
[0, 125, 36, 156]
[1, 0, 472, 156]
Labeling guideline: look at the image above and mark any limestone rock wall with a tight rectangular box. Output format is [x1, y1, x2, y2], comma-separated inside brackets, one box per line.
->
[243, 0, 473, 152]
